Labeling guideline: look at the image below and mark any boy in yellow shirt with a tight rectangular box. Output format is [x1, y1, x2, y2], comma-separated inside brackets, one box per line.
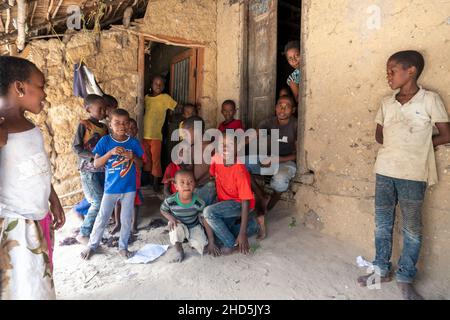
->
[143, 76, 178, 192]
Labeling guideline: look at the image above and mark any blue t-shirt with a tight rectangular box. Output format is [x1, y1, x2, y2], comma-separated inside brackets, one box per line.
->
[93, 135, 144, 194]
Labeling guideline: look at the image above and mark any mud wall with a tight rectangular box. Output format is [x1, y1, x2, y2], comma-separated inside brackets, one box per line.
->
[296, 0, 450, 297]
[23, 30, 139, 205]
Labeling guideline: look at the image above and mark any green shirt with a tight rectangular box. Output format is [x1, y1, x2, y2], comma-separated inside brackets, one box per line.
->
[160, 193, 205, 228]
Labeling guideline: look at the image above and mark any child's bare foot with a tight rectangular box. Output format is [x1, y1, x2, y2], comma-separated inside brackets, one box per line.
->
[80, 247, 94, 260]
[119, 249, 134, 259]
[357, 273, 392, 287]
[397, 282, 424, 300]
[111, 224, 120, 235]
[170, 242, 185, 263]
[221, 246, 238, 255]
[76, 234, 89, 245]
[256, 215, 266, 240]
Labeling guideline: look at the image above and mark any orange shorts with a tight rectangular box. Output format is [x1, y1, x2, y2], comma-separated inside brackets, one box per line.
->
[142, 139, 162, 177]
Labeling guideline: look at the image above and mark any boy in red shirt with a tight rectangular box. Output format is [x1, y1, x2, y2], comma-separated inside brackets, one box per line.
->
[217, 100, 244, 132]
[203, 132, 260, 255]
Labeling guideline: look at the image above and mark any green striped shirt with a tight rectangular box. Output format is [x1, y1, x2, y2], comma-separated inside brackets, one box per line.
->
[160, 193, 205, 228]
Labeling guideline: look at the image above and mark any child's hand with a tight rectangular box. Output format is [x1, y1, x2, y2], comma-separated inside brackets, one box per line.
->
[109, 146, 125, 156]
[123, 150, 134, 161]
[260, 157, 272, 168]
[0, 117, 8, 147]
[207, 243, 221, 257]
[235, 233, 249, 254]
[168, 217, 180, 231]
[50, 200, 66, 230]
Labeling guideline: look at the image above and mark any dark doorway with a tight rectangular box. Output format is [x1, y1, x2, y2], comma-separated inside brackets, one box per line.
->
[277, 0, 301, 97]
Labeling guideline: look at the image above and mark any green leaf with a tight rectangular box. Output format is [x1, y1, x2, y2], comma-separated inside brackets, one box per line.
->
[5, 220, 18, 232]
[288, 217, 297, 228]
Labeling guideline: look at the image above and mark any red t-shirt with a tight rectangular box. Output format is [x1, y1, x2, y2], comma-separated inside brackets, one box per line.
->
[162, 162, 181, 194]
[210, 154, 255, 210]
[218, 119, 245, 132]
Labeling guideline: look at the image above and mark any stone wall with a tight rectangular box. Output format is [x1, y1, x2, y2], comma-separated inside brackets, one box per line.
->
[296, 0, 450, 297]
[141, 0, 218, 128]
[23, 30, 139, 205]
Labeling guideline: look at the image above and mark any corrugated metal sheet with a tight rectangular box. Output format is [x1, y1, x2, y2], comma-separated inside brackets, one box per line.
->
[172, 57, 190, 104]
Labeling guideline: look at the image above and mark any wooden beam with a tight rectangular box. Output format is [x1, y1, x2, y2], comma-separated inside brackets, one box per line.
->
[16, 0, 26, 51]
[137, 35, 146, 140]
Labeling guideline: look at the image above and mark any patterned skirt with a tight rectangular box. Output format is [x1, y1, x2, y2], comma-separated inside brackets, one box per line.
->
[0, 213, 55, 300]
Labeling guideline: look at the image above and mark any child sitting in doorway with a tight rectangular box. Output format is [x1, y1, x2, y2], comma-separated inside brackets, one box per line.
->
[81, 109, 144, 260]
[143, 76, 178, 192]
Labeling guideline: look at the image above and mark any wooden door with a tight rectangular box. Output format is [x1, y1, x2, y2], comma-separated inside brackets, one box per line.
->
[247, 0, 278, 128]
[170, 48, 197, 105]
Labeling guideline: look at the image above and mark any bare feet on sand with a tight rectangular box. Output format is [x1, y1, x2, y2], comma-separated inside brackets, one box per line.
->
[170, 242, 185, 263]
[397, 282, 424, 300]
[221, 246, 239, 255]
[119, 249, 134, 259]
[80, 247, 94, 260]
[76, 234, 89, 245]
[256, 215, 266, 240]
[357, 273, 392, 287]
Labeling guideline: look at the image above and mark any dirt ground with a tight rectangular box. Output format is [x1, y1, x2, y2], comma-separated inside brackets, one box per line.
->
[53, 188, 437, 300]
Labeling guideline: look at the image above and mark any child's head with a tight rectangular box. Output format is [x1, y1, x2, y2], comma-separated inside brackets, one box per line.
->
[221, 100, 237, 122]
[181, 116, 205, 142]
[103, 94, 118, 118]
[109, 108, 130, 137]
[0, 56, 46, 115]
[84, 94, 106, 121]
[128, 118, 138, 137]
[151, 75, 165, 96]
[279, 86, 293, 99]
[275, 95, 296, 121]
[174, 169, 196, 198]
[387, 50, 425, 90]
[284, 41, 301, 70]
[182, 103, 197, 119]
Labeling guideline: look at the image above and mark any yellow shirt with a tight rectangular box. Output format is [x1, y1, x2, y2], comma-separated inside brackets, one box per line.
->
[143, 94, 177, 140]
[374, 87, 449, 186]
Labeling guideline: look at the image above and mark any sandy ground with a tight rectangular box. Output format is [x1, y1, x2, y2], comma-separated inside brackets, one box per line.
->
[53, 189, 436, 300]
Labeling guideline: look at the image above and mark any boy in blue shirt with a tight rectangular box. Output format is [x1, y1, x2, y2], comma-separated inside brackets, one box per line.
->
[81, 108, 144, 260]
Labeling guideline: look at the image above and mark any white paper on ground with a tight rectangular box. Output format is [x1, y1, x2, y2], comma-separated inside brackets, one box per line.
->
[126, 244, 169, 264]
[356, 256, 373, 268]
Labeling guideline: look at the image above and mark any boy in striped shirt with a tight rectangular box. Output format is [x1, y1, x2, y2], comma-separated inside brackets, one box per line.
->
[160, 169, 219, 263]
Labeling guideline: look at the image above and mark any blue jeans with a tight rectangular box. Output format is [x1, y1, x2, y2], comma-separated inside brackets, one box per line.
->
[243, 155, 297, 193]
[79, 171, 104, 237]
[194, 181, 217, 206]
[203, 200, 259, 249]
[374, 174, 426, 283]
[88, 192, 136, 251]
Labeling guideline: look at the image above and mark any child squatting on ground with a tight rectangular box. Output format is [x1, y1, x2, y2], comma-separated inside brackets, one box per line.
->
[81, 108, 144, 260]
[0, 56, 66, 300]
[160, 169, 220, 263]
[357, 50, 450, 300]
[72, 94, 108, 245]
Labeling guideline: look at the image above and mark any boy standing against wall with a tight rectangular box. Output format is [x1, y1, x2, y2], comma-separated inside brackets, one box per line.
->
[358, 51, 450, 300]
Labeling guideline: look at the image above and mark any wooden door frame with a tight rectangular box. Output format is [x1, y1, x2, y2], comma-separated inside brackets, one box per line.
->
[240, 0, 308, 175]
[137, 34, 205, 139]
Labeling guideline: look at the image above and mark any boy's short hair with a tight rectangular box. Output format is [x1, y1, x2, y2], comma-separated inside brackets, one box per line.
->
[110, 108, 130, 120]
[151, 75, 166, 84]
[222, 100, 236, 110]
[283, 40, 300, 55]
[103, 94, 118, 108]
[277, 95, 296, 108]
[84, 94, 104, 108]
[174, 169, 194, 181]
[389, 50, 425, 79]
[183, 103, 197, 111]
[182, 116, 205, 132]
[129, 118, 137, 125]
